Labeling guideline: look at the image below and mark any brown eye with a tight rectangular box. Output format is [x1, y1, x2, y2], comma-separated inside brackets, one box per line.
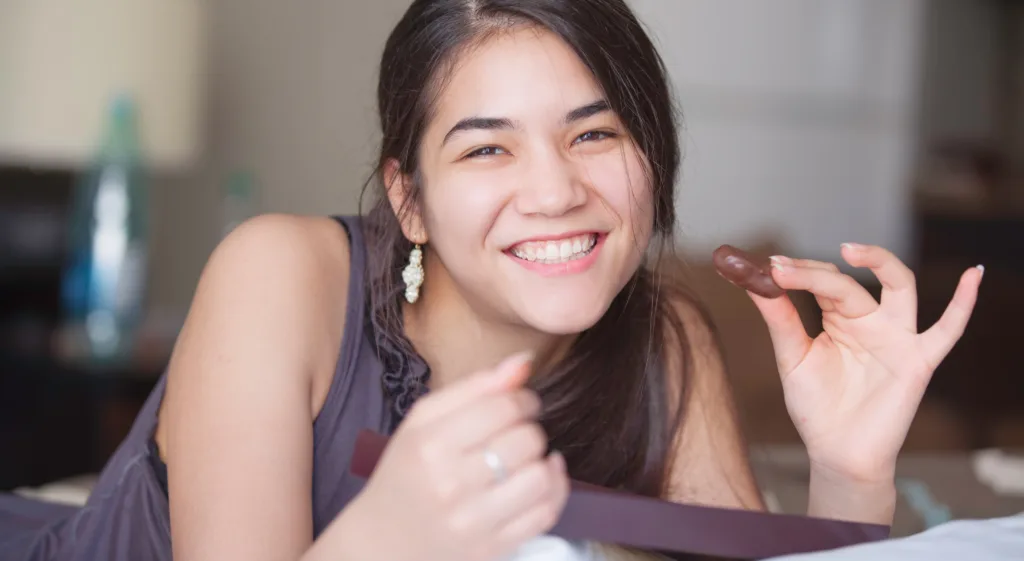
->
[574, 130, 616, 144]
[466, 146, 507, 159]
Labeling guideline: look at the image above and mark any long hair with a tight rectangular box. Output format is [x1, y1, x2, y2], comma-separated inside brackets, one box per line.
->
[361, 0, 697, 498]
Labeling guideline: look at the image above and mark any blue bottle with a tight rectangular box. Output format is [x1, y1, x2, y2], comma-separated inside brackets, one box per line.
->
[61, 95, 149, 361]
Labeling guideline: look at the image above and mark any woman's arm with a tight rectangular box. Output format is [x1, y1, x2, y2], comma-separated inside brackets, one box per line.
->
[662, 297, 766, 511]
[157, 214, 353, 561]
[806, 464, 896, 523]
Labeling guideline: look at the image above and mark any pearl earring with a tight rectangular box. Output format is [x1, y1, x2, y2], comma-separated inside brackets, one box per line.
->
[402, 243, 424, 303]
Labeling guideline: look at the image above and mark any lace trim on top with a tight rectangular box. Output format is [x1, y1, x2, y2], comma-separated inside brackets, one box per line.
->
[367, 284, 431, 431]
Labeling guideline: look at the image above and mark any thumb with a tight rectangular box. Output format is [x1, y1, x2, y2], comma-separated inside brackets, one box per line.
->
[748, 292, 812, 376]
[491, 350, 536, 391]
[404, 351, 534, 427]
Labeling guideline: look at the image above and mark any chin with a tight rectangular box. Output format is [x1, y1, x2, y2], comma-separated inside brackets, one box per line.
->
[515, 294, 613, 335]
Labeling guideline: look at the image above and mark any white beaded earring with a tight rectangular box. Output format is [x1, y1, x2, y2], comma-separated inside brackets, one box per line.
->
[402, 243, 424, 303]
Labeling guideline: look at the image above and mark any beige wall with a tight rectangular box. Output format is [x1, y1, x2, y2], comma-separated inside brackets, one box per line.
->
[633, 0, 924, 265]
[148, 0, 411, 315]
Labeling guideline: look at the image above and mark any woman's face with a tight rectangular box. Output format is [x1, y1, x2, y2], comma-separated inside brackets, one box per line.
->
[408, 26, 655, 334]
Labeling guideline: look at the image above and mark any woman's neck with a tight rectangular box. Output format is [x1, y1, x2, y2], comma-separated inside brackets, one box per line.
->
[402, 255, 575, 389]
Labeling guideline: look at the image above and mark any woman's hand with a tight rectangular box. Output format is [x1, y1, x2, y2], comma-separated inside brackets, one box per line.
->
[313, 352, 569, 561]
[747, 244, 982, 500]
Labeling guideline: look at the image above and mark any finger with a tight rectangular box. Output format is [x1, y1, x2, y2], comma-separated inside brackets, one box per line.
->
[430, 389, 541, 451]
[404, 351, 534, 428]
[748, 291, 813, 375]
[770, 257, 843, 313]
[493, 486, 567, 552]
[919, 266, 983, 367]
[771, 262, 878, 318]
[457, 453, 558, 534]
[772, 255, 839, 273]
[841, 243, 917, 330]
[459, 422, 549, 491]
[491, 453, 569, 545]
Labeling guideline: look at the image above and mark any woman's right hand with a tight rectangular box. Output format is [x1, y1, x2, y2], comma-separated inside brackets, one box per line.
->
[318, 352, 569, 561]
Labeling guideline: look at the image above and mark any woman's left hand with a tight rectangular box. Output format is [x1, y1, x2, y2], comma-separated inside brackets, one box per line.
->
[748, 243, 983, 484]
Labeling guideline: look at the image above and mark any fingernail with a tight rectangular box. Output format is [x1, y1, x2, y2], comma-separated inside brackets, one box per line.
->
[771, 261, 787, 272]
[549, 450, 566, 471]
[497, 351, 534, 375]
[842, 243, 861, 251]
[523, 389, 543, 416]
[769, 255, 791, 265]
[976, 264, 985, 278]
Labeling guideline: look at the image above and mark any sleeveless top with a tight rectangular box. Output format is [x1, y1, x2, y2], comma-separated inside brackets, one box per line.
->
[0, 215, 430, 560]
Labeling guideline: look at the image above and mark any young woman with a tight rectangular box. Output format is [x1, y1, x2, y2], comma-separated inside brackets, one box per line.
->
[0, 1, 982, 560]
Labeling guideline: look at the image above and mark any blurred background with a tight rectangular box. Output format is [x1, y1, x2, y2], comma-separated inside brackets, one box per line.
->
[1, 0, 1023, 536]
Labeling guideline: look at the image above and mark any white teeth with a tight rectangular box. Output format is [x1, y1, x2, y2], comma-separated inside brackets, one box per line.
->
[509, 234, 598, 264]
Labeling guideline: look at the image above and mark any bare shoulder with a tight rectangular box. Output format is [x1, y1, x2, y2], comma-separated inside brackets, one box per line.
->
[658, 287, 724, 406]
[157, 213, 354, 455]
[184, 213, 352, 380]
[662, 291, 720, 376]
[659, 284, 765, 510]
[204, 213, 352, 288]
[156, 214, 359, 559]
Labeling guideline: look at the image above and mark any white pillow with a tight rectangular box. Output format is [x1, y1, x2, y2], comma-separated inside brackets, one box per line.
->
[505, 536, 595, 561]
[507, 537, 670, 561]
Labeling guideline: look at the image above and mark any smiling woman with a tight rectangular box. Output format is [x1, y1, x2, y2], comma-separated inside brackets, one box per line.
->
[366, 10, 695, 504]
[0, 1, 984, 561]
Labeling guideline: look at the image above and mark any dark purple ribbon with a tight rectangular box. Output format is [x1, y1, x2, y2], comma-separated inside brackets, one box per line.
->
[350, 429, 890, 560]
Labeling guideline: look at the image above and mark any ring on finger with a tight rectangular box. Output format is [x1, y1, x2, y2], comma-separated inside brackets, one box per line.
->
[482, 448, 507, 484]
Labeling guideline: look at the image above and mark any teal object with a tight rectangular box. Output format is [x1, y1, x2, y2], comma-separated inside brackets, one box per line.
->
[896, 477, 953, 529]
[221, 170, 257, 238]
[61, 95, 150, 360]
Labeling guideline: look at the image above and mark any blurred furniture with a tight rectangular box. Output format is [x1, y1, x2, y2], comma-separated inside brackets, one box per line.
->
[0, 168, 169, 491]
[912, 192, 1024, 448]
[0, 352, 164, 491]
[0, 169, 69, 340]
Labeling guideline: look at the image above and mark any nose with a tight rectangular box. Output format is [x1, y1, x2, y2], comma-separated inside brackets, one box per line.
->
[514, 151, 588, 217]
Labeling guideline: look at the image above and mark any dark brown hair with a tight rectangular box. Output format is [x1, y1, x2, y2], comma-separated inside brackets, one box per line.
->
[361, 0, 698, 498]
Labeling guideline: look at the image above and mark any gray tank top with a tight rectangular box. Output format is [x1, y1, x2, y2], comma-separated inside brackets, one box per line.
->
[0, 215, 423, 560]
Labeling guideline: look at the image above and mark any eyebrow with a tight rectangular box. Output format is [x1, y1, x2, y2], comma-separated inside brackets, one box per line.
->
[565, 100, 610, 124]
[441, 99, 611, 146]
[442, 117, 516, 146]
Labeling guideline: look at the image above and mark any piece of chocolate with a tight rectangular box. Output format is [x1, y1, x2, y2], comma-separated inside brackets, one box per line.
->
[712, 244, 785, 299]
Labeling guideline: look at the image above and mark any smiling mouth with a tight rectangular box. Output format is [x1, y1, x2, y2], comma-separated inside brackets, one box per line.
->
[506, 233, 600, 264]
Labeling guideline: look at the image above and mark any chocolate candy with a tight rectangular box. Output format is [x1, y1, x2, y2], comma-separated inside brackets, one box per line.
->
[712, 244, 785, 299]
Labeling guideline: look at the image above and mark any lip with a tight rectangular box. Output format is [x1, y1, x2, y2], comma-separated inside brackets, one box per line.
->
[505, 233, 606, 277]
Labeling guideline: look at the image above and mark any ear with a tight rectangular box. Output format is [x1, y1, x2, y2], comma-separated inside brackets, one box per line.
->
[383, 158, 428, 245]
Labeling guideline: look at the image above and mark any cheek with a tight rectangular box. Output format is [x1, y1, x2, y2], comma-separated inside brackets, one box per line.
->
[421, 171, 508, 252]
[585, 150, 655, 229]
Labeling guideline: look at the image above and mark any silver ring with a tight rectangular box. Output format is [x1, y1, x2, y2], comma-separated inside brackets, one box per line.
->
[482, 448, 507, 483]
